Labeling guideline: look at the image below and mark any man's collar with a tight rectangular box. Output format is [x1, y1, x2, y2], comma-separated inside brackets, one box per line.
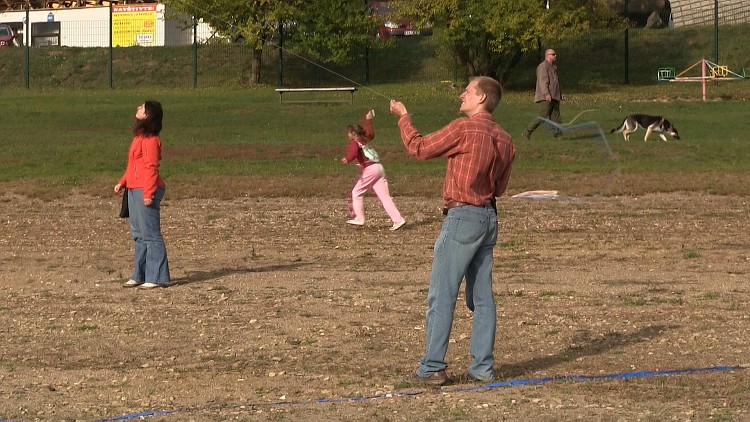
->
[469, 111, 493, 119]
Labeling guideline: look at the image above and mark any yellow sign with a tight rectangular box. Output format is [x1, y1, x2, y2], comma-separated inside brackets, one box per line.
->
[711, 65, 729, 78]
[112, 4, 157, 47]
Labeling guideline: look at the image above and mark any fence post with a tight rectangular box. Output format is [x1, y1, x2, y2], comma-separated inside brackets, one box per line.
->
[623, 28, 629, 85]
[108, 4, 113, 89]
[24, 5, 29, 89]
[364, 0, 369, 85]
[192, 20, 198, 89]
[713, 0, 718, 65]
[365, 46, 370, 85]
[623, 0, 629, 85]
[278, 20, 284, 87]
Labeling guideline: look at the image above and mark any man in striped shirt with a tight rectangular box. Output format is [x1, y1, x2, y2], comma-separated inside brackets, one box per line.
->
[390, 76, 515, 385]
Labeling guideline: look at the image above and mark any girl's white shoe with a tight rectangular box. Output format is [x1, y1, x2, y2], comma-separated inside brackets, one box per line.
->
[390, 220, 406, 231]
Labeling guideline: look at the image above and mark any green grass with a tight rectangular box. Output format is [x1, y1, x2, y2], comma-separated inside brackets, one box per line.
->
[3, 81, 750, 200]
[683, 250, 701, 259]
[1, 23, 749, 89]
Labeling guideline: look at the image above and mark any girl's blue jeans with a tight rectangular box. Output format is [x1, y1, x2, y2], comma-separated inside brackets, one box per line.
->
[128, 187, 170, 284]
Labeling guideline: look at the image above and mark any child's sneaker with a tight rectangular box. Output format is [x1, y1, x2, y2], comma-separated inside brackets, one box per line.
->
[390, 220, 406, 231]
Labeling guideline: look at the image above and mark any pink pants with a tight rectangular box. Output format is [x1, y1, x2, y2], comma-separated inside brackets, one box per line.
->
[349, 163, 403, 223]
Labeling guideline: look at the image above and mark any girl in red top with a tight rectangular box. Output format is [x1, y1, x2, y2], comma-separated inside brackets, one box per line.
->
[114, 101, 170, 288]
[340, 110, 406, 230]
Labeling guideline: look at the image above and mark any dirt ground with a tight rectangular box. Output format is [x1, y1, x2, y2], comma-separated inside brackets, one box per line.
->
[1, 192, 749, 422]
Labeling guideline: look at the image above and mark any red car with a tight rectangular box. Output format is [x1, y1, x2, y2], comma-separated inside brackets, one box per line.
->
[371, 1, 432, 40]
[0, 24, 19, 48]
[378, 18, 433, 39]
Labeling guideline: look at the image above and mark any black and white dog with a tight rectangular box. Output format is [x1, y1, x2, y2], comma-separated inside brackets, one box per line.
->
[610, 114, 680, 142]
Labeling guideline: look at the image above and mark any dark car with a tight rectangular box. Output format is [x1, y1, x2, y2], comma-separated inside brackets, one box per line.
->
[0, 23, 19, 48]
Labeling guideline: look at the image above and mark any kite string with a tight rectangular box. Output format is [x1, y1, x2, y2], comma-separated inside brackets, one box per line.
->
[172, 0, 393, 100]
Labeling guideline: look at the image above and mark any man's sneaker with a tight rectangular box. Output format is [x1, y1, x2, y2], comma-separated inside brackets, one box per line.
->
[123, 279, 142, 288]
[467, 372, 495, 383]
[404, 370, 447, 386]
[390, 220, 406, 231]
[346, 219, 365, 226]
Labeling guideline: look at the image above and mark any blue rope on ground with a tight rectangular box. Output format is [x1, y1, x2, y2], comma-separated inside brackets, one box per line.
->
[97, 410, 175, 421]
[1, 365, 742, 422]
[452, 365, 744, 393]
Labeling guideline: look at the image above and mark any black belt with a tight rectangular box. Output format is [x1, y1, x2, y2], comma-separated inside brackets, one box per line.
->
[442, 199, 496, 215]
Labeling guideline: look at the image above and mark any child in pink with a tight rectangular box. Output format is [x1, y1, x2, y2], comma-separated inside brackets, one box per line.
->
[340, 110, 406, 231]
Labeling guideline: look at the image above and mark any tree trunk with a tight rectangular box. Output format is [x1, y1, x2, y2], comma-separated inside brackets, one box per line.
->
[498, 50, 524, 85]
[249, 47, 263, 85]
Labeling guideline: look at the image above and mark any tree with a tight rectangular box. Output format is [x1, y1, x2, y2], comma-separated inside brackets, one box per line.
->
[164, 0, 293, 85]
[397, 0, 625, 83]
[164, 0, 375, 85]
[285, 1, 375, 66]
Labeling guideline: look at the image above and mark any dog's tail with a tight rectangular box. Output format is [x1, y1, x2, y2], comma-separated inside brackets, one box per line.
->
[609, 118, 627, 134]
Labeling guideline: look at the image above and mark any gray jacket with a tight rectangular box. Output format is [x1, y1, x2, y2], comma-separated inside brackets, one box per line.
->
[534, 60, 561, 102]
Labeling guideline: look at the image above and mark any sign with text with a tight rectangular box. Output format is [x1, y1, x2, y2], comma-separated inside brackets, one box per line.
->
[112, 4, 157, 47]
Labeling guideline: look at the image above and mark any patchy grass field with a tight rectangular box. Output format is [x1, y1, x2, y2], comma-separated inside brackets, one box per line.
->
[1, 83, 750, 420]
[0, 192, 748, 421]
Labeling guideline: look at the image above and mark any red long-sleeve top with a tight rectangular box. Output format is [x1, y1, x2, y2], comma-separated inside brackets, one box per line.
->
[343, 113, 376, 167]
[397, 112, 515, 207]
[118, 134, 166, 201]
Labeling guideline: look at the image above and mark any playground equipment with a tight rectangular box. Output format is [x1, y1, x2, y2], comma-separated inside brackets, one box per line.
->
[658, 58, 747, 102]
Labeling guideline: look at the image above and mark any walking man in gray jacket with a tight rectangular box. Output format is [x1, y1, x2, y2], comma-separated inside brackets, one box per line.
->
[522, 49, 563, 140]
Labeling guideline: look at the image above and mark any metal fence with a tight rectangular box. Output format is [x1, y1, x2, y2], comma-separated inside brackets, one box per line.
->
[1, 1, 748, 89]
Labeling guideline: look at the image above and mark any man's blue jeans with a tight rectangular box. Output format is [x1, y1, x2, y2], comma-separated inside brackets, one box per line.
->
[128, 187, 170, 284]
[416, 204, 498, 381]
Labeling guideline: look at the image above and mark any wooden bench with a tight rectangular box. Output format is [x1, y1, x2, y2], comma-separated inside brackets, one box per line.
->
[274, 87, 357, 104]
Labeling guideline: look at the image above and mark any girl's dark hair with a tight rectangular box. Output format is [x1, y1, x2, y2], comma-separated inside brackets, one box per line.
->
[346, 124, 366, 139]
[133, 100, 163, 136]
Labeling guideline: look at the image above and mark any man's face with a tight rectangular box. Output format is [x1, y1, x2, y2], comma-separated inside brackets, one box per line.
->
[459, 80, 483, 115]
[546, 50, 557, 63]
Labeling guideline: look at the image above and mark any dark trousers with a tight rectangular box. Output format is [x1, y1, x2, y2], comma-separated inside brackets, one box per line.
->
[524, 100, 561, 137]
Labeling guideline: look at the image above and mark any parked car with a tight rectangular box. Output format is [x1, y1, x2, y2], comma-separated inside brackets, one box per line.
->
[379, 18, 433, 39]
[371, 1, 432, 40]
[379, 19, 405, 39]
[0, 23, 19, 48]
[402, 19, 432, 37]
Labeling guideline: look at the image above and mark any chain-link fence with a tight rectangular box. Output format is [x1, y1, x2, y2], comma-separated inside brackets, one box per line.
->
[1, 1, 748, 89]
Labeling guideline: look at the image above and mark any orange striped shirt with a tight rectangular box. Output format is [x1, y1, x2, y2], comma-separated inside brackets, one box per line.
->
[397, 112, 515, 206]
